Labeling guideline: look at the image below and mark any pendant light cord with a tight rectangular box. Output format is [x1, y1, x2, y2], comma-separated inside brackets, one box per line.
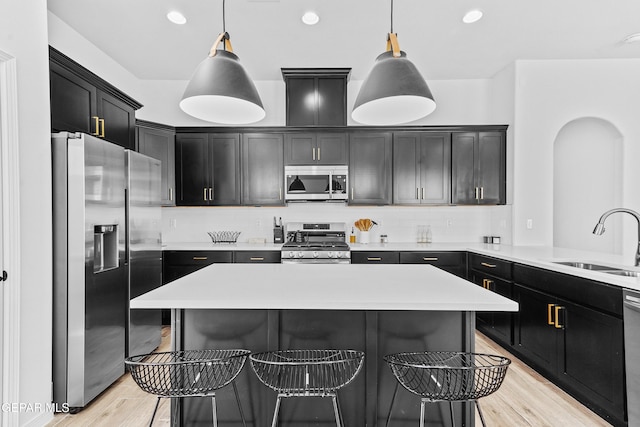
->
[390, 0, 394, 34]
[222, 0, 226, 34]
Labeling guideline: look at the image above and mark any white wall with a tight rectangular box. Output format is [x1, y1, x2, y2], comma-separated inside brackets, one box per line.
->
[512, 59, 640, 263]
[1, 1, 53, 426]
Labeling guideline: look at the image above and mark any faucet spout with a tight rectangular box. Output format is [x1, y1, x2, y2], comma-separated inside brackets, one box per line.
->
[593, 208, 640, 267]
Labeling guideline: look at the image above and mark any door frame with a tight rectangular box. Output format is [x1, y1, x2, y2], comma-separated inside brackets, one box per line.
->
[0, 49, 22, 427]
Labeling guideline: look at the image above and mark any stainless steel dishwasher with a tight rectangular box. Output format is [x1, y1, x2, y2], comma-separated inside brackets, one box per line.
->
[624, 289, 640, 425]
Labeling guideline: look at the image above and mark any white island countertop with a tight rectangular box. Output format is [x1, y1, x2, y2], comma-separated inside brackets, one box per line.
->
[132, 263, 518, 312]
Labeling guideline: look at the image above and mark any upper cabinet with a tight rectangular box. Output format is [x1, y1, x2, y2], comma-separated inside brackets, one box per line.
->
[136, 121, 176, 206]
[451, 131, 506, 205]
[281, 68, 351, 127]
[349, 132, 392, 205]
[393, 132, 451, 205]
[175, 133, 241, 206]
[242, 133, 285, 206]
[284, 132, 348, 165]
[49, 47, 141, 150]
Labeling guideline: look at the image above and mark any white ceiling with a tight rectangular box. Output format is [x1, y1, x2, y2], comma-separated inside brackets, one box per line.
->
[47, 0, 640, 82]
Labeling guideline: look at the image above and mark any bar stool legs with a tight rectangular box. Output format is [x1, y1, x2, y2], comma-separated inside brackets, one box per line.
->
[270, 393, 344, 427]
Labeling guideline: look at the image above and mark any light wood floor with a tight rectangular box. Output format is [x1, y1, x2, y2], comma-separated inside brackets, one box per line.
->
[48, 328, 612, 427]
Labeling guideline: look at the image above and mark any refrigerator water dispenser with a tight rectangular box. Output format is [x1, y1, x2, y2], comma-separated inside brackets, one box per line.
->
[94, 224, 118, 273]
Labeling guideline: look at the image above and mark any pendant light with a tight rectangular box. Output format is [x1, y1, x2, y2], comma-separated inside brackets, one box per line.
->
[179, 0, 265, 124]
[352, 0, 436, 125]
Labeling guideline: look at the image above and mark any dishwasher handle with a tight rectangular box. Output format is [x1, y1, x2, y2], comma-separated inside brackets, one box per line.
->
[624, 292, 640, 311]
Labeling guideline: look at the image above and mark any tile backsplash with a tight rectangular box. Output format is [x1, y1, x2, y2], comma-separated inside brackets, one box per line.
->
[162, 204, 513, 245]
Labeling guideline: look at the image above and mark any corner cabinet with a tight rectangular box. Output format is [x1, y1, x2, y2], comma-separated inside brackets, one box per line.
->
[393, 132, 451, 205]
[175, 133, 241, 206]
[49, 46, 141, 150]
[242, 133, 285, 206]
[284, 133, 348, 165]
[136, 121, 175, 206]
[451, 131, 506, 205]
[348, 132, 392, 205]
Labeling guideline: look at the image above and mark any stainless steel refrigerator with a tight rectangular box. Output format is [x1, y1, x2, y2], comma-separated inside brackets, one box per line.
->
[52, 132, 162, 409]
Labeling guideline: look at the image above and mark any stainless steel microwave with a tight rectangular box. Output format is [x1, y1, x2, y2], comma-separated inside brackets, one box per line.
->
[284, 165, 348, 202]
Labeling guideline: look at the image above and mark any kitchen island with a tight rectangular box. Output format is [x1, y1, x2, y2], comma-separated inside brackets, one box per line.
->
[132, 263, 517, 427]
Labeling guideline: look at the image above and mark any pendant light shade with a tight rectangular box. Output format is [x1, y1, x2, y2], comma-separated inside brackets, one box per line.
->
[352, 50, 435, 125]
[180, 49, 265, 124]
[179, 0, 265, 124]
[352, 0, 436, 125]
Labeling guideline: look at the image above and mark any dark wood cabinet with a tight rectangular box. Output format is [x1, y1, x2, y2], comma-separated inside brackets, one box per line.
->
[136, 121, 176, 206]
[400, 251, 466, 277]
[175, 133, 241, 206]
[351, 251, 399, 264]
[233, 251, 281, 263]
[349, 132, 392, 205]
[162, 251, 234, 284]
[241, 133, 284, 206]
[284, 133, 348, 165]
[282, 68, 350, 127]
[49, 47, 141, 150]
[393, 132, 451, 205]
[451, 131, 506, 205]
[512, 264, 625, 426]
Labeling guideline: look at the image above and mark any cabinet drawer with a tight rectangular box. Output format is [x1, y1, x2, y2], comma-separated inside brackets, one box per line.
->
[400, 251, 466, 266]
[351, 251, 399, 264]
[234, 251, 281, 263]
[469, 253, 512, 279]
[163, 250, 233, 266]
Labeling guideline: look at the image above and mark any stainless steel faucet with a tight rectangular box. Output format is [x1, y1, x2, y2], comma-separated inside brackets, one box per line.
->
[593, 208, 640, 267]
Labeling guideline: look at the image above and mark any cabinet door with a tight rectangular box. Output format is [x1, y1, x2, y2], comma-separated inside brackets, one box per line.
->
[351, 251, 399, 264]
[513, 285, 559, 376]
[476, 132, 506, 204]
[316, 133, 348, 165]
[393, 133, 421, 205]
[284, 133, 315, 165]
[349, 133, 392, 205]
[175, 134, 210, 205]
[420, 133, 451, 204]
[242, 133, 284, 205]
[50, 61, 97, 135]
[317, 78, 346, 126]
[560, 299, 625, 422]
[137, 125, 176, 206]
[286, 78, 316, 126]
[97, 90, 136, 150]
[451, 132, 477, 204]
[210, 134, 241, 205]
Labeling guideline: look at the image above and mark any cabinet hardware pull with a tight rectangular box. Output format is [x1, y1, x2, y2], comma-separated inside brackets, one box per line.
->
[480, 262, 497, 268]
[99, 119, 105, 138]
[480, 187, 484, 200]
[367, 257, 382, 261]
[423, 257, 438, 261]
[209, 188, 213, 200]
[416, 188, 420, 199]
[317, 147, 320, 160]
[482, 279, 488, 289]
[279, 187, 282, 200]
[554, 305, 564, 329]
[250, 257, 264, 261]
[422, 187, 425, 200]
[547, 303, 555, 325]
[92, 116, 100, 136]
[193, 257, 208, 260]
[475, 187, 479, 200]
[351, 187, 354, 200]
[312, 148, 316, 160]
[486, 279, 493, 290]
[169, 187, 173, 201]
[203, 188, 208, 201]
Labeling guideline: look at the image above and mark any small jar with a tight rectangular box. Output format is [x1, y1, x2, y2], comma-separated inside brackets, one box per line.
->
[380, 234, 388, 243]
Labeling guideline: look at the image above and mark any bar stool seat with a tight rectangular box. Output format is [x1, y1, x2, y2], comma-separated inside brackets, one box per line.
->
[384, 351, 510, 427]
[249, 349, 365, 427]
[125, 349, 250, 427]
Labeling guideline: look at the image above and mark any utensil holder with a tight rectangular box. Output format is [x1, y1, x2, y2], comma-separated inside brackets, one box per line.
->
[359, 231, 370, 244]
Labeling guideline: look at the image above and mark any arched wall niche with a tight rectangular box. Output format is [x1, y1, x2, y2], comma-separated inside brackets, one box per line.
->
[553, 117, 623, 253]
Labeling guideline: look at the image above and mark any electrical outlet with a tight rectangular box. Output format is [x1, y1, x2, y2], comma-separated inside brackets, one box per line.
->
[169, 218, 177, 229]
[446, 220, 453, 227]
[526, 219, 533, 229]
[256, 219, 262, 228]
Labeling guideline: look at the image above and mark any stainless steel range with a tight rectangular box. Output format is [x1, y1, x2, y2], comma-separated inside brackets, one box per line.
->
[281, 222, 350, 264]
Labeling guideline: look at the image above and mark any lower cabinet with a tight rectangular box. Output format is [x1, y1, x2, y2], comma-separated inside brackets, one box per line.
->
[512, 264, 625, 427]
[400, 251, 466, 277]
[351, 251, 399, 264]
[233, 251, 281, 263]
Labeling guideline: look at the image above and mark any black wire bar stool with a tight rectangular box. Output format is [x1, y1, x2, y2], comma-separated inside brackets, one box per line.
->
[384, 351, 511, 427]
[249, 349, 365, 427]
[125, 349, 250, 427]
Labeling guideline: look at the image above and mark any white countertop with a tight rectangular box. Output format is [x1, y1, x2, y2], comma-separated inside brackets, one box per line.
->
[162, 242, 283, 251]
[131, 263, 518, 312]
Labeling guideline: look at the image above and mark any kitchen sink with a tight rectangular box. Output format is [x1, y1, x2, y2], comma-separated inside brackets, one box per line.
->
[552, 261, 619, 271]
[602, 270, 640, 277]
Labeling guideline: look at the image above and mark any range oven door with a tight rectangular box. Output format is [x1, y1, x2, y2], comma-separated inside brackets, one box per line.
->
[284, 165, 348, 201]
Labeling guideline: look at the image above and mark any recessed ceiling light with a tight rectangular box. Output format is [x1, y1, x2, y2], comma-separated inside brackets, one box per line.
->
[462, 9, 483, 24]
[302, 11, 320, 25]
[623, 33, 640, 44]
[167, 10, 187, 25]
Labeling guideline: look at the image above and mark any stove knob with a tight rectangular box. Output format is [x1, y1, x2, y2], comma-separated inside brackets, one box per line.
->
[288, 251, 295, 258]
[336, 252, 343, 258]
[327, 251, 335, 258]
[297, 251, 304, 258]
[312, 251, 319, 258]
